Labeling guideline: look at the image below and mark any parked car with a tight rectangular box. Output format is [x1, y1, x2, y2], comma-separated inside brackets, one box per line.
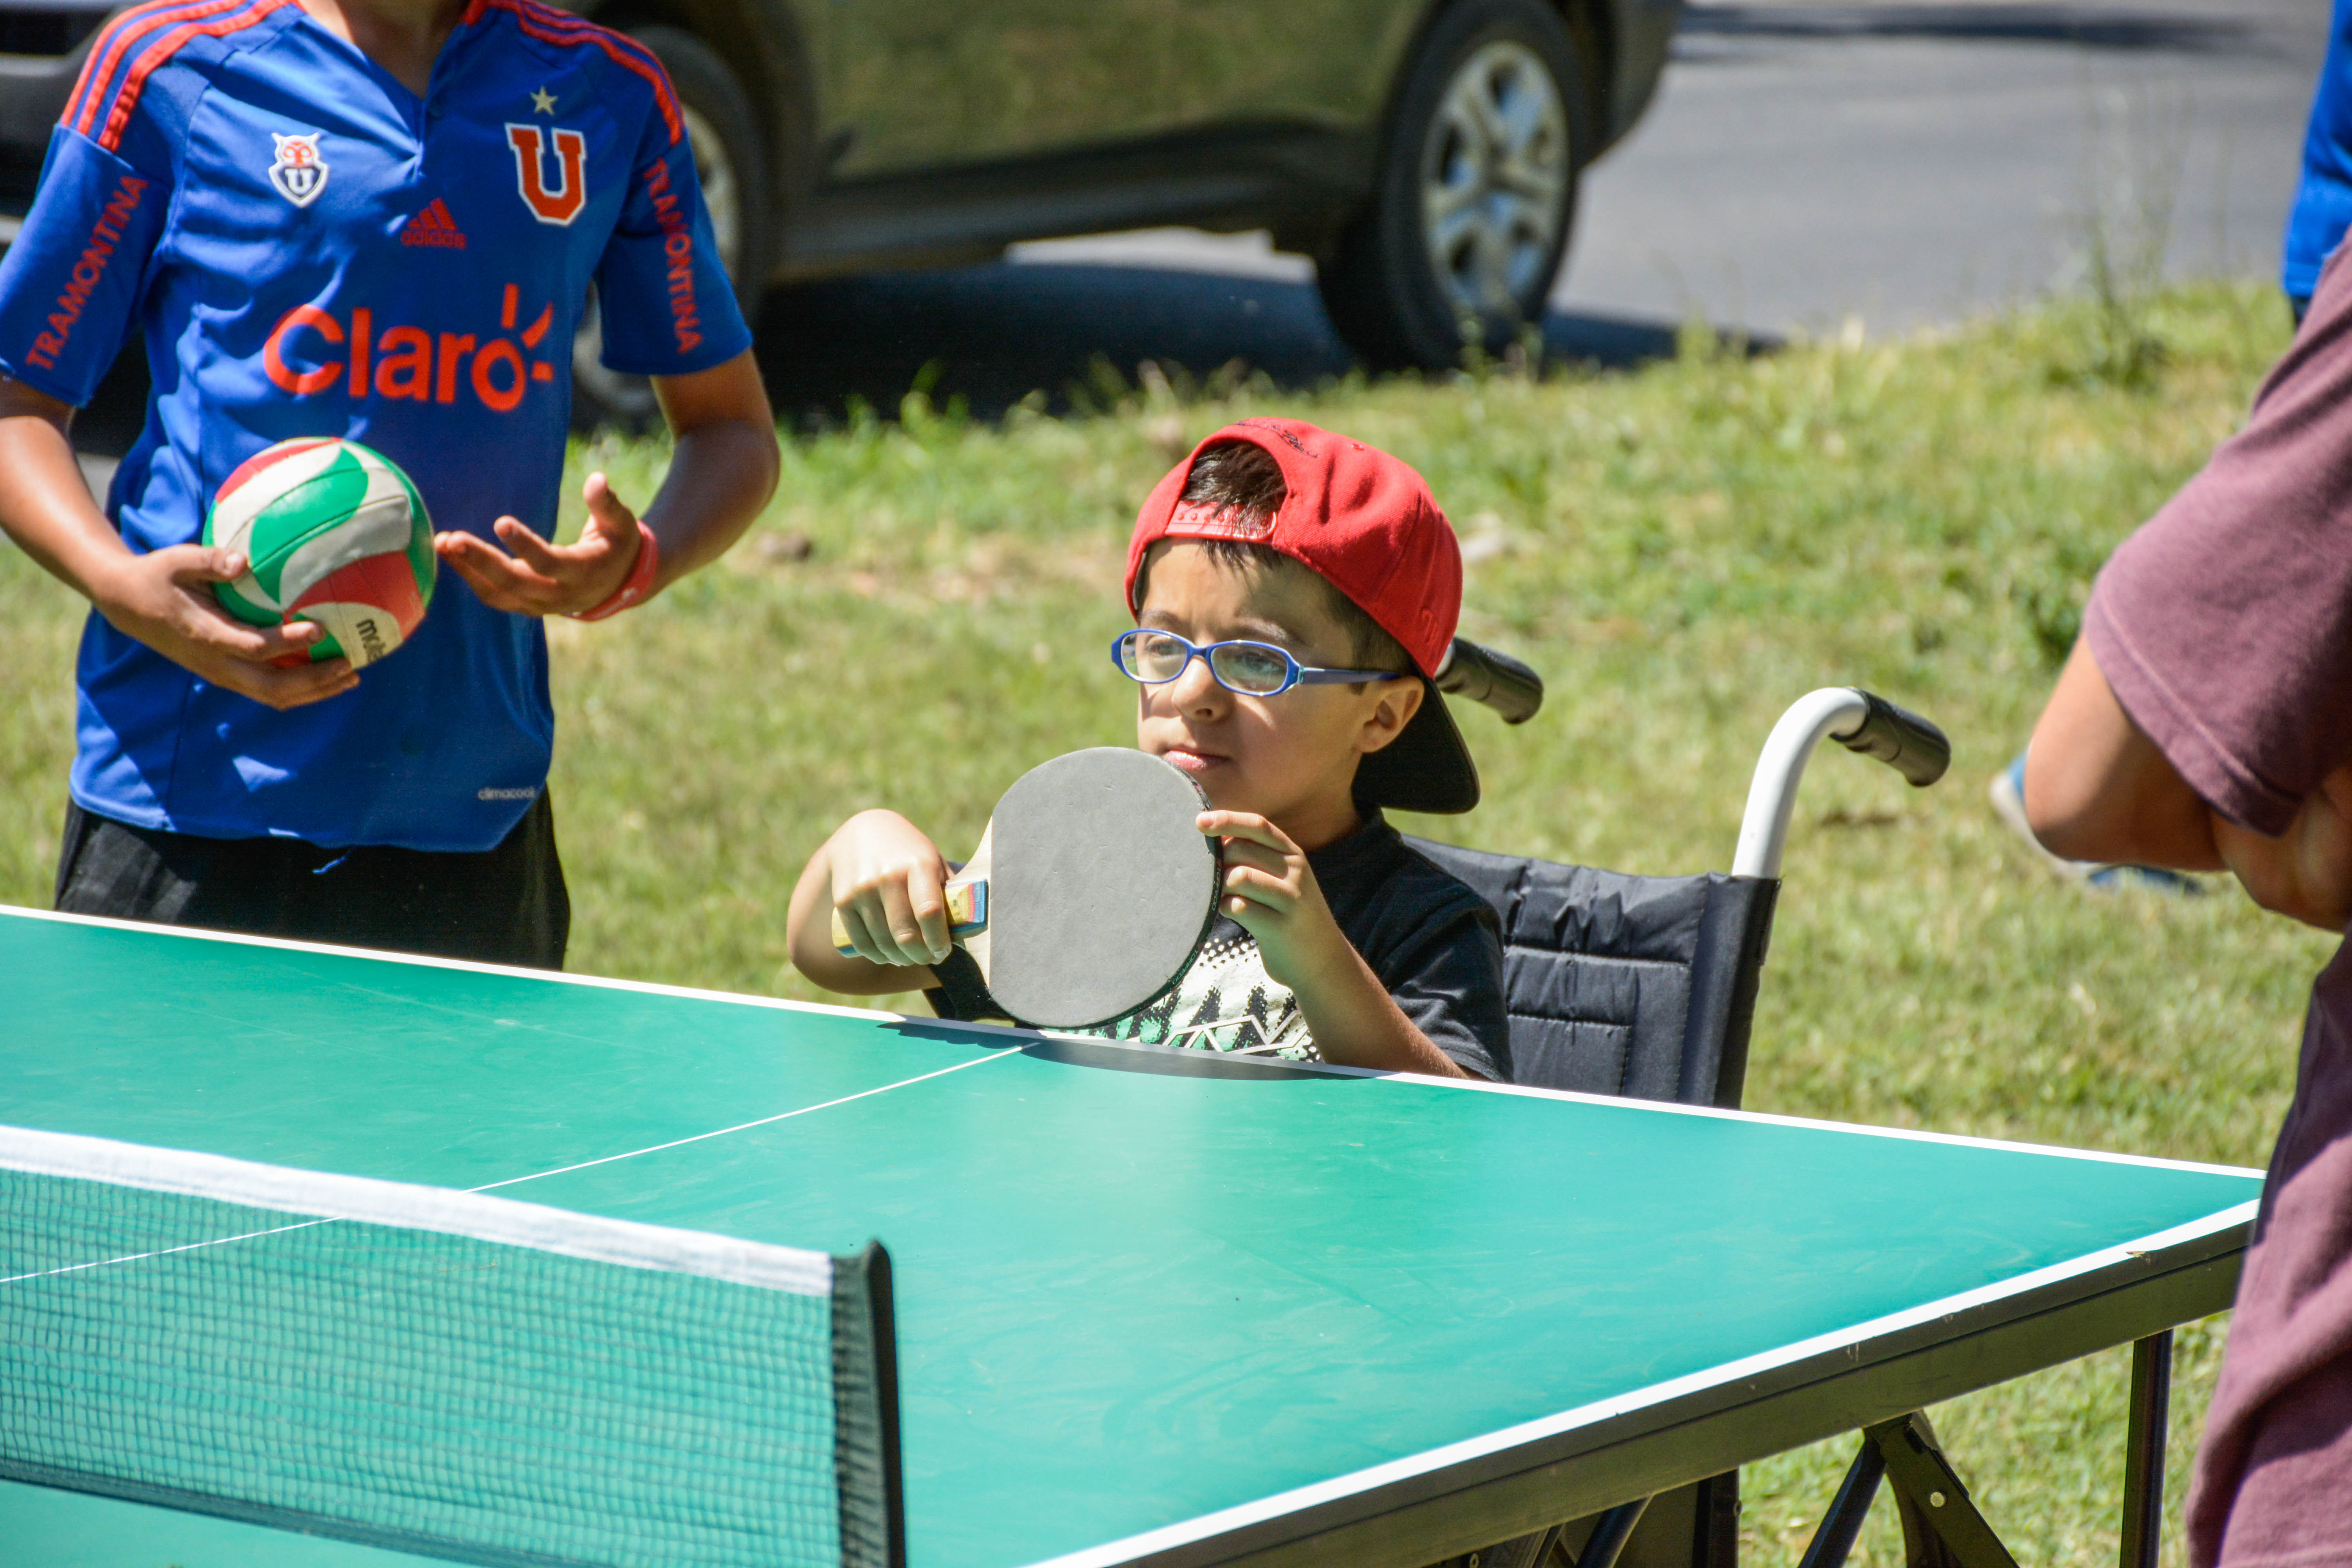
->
[0, 0, 1678, 419]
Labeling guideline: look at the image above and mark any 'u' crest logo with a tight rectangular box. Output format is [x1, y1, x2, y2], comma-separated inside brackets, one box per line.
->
[505, 124, 587, 225]
[268, 131, 329, 207]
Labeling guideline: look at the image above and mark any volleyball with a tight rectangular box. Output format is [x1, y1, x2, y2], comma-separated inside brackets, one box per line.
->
[205, 437, 435, 669]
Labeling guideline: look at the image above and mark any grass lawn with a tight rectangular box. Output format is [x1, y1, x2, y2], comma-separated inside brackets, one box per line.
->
[0, 279, 2327, 1564]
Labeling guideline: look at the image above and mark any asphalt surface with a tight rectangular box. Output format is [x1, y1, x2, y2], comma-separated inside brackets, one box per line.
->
[74, 0, 2331, 453]
[1563, 0, 2328, 334]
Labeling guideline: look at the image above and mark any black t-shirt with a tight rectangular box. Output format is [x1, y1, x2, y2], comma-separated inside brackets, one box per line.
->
[925, 809, 1510, 1081]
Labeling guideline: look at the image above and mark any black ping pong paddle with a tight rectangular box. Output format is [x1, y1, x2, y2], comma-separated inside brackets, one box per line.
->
[832, 748, 1224, 1030]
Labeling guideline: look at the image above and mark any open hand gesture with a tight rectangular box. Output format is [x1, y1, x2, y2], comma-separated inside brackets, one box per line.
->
[434, 471, 646, 617]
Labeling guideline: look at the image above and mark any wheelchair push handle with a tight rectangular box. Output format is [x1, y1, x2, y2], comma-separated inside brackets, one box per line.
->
[1433, 638, 1544, 724]
[1732, 688, 1951, 881]
[1833, 691, 1950, 788]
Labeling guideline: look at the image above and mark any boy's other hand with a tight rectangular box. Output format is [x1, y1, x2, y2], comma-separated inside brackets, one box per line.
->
[435, 472, 644, 617]
[92, 544, 356, 710]
[828, 810, 955, 968]
[1200, 810, 1352, 990]
[1201, 808, 1471, 1079]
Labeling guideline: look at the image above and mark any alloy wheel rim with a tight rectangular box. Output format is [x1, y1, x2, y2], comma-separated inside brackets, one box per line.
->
[1418, 39, 1570, 322]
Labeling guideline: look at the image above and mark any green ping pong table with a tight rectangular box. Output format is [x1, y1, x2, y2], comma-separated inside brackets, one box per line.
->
[0, 906, 2261, 1568]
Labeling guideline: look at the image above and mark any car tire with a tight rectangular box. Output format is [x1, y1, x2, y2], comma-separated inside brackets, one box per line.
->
[1317, 0, 1587, 372]
[571, 25, 772, 430]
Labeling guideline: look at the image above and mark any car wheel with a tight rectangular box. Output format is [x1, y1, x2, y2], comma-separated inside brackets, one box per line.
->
[571, 26, 772, 430]
[1317, 0, 1586, 371]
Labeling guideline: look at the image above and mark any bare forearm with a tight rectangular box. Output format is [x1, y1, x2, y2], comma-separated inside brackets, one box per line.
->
[2027, 637, 2352, 929]
[1289, 944, 1470, 1078]
[0, 378, 348, 704]
[0, 401, 126, 600]
[2024, 638, 2224, 869]
[640, 415, 777, 588]
[644, 352, 778, 591]
[441, 352, 777, 616]
[1206, 810, 1473, 1076]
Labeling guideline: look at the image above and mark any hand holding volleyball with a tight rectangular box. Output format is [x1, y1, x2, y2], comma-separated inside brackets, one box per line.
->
[204, 437, 436, 669]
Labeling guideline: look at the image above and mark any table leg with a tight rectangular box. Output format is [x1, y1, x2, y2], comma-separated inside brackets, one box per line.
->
[1797, 1437, 1884, 1568]
[1695, 1471, 1740, 1568]
[1871, 1412, 2019, 1568]
[2120, 1330, 2174, 1568]
[1572, 1498, 1651, 1568]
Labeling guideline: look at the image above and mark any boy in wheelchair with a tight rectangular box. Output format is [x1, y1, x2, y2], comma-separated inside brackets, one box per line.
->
[789, 416, 1952, 1568]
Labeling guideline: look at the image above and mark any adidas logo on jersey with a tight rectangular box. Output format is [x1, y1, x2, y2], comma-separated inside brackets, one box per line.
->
[400, 200, 468, 249]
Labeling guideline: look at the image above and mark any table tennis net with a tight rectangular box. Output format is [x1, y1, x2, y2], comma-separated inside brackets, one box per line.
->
[0, 1126, 903, 1568]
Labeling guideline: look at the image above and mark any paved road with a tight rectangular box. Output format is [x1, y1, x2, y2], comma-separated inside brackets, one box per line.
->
[1561, 0, 2328, 334]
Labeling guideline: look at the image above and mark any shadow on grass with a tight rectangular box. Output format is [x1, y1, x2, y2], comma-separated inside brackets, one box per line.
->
[752, 260, 1753, 426]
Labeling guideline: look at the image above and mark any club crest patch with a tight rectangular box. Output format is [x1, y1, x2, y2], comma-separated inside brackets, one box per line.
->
[267, 132, 329, 207]
[505, 124, 587, 225]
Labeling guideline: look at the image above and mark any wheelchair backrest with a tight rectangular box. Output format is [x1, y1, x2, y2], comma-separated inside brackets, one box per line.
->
[1402, 838, 1780, 1110]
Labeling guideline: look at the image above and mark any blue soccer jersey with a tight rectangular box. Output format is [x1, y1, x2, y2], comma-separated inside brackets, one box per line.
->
[0, 0, 751, 850]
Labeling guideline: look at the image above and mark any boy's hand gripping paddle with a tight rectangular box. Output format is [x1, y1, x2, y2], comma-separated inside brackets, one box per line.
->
[831, 748, 1223, 1029]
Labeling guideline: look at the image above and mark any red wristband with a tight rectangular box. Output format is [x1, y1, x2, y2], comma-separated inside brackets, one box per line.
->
[568, 521, 659, 622]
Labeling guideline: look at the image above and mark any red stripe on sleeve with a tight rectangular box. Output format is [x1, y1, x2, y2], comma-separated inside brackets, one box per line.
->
[97, 0, 298, 152]
[60, 12, 125, 130]
[68, 0, 236, 137]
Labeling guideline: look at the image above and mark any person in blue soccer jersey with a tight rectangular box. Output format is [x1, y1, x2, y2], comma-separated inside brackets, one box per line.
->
[0, 0, 779, 967]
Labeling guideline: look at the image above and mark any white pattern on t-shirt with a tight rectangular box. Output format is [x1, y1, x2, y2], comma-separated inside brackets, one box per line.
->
[1080, 927, 1319, 1061]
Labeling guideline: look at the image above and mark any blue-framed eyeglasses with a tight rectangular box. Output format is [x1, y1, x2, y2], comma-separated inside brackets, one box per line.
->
[1110, 630, 1404, 697]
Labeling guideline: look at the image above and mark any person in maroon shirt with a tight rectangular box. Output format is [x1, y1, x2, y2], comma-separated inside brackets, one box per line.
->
[2026, 250, 2352, 1565]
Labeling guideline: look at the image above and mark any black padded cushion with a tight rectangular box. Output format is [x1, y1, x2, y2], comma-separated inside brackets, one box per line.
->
[1401, 838, 1778, 1109]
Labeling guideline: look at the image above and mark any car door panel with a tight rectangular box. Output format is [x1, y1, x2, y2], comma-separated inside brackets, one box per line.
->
[826, 0, 1428, 178]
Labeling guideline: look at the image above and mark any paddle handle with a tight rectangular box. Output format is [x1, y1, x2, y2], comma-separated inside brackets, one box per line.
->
[830, 877, 988, 955]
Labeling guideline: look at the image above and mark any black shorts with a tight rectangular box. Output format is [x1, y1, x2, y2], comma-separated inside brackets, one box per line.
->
[53, 795, 570, 970]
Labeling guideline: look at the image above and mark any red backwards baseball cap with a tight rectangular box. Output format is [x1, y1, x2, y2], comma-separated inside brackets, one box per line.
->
[1124, 418, 1480, 813]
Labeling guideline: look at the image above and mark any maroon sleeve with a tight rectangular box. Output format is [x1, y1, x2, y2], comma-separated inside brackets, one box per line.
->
[2084, 247, 2352, 836]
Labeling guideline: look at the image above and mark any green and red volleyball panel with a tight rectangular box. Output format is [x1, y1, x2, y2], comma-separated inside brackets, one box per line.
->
[205, 437, 436, 669]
